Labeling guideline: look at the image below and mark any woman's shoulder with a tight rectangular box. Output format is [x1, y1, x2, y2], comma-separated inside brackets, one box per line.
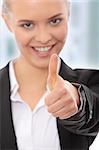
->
[0, 63, 9, 80]
[60, 58, 99, 83]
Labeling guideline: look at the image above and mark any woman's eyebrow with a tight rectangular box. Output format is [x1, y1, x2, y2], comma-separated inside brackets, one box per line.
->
[48, 13, 63, 20]
[17, 13, 63, 23]
[18, 20, 33, 23]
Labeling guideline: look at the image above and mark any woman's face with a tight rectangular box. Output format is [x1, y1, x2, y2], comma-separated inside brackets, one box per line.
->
[4, 0, 68, 69]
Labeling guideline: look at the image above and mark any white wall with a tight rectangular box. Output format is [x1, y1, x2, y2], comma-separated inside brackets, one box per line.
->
[60, 1, 99, 69]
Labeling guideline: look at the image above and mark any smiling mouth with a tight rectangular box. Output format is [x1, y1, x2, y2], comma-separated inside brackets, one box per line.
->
[31, 45, 55, 52]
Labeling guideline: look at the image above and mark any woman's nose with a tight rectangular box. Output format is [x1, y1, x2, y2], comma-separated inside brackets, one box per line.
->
[34, 27, 52, 44]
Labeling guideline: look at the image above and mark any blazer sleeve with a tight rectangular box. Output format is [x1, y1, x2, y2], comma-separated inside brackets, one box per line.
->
[58, 69, 99, 136]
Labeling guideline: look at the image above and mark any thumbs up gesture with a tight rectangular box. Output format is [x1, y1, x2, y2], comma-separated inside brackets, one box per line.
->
[45, 54, 80, 119]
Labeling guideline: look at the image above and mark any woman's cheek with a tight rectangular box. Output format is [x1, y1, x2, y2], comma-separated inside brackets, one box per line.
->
[55, 25, 68, 42]
[15, 30, 29, 47]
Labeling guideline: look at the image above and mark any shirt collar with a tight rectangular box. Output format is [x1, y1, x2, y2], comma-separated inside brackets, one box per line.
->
[9, 61, 19, 94]
[9, 61, 47, 108]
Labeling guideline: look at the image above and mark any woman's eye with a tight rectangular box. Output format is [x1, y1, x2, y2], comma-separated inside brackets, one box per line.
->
[50, 18, 62, 26]
[22, 23, 33, 29]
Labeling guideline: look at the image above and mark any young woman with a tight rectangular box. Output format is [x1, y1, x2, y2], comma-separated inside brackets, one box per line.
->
[0, 0, 99, 149]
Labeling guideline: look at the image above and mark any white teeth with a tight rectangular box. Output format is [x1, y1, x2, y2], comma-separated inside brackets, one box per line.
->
[34, 46, 52, 52]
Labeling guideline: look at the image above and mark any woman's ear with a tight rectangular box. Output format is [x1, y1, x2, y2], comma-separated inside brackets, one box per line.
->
[2, 13, 14, 33]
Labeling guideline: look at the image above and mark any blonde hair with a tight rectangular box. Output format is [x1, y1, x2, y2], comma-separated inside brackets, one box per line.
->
[2, 0, 69, 14]
[2, 0, 10, 14]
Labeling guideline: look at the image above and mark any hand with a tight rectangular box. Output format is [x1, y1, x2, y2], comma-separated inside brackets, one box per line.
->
[45, 54, 80, 119]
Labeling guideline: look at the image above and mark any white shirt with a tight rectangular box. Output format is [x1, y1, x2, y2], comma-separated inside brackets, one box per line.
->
[90, 133, 99, 150]
[9, 61, 60, 150]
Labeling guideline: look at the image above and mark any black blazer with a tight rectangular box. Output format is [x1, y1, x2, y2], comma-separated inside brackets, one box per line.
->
[0, 59, 99, 150]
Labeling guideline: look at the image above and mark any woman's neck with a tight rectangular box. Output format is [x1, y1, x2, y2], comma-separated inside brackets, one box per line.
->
[14, 57, 48, 92]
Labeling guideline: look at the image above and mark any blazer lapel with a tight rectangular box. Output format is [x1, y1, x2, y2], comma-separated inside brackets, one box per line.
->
[0, 64, 18, 150]
[59, 59, 78, 82]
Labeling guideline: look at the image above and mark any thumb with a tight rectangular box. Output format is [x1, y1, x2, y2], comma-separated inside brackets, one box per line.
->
[47, 54, 59, 91]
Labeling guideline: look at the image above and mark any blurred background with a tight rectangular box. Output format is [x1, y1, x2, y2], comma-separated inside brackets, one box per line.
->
[0, 0, 99, 149]
[0, 0, 99, 69]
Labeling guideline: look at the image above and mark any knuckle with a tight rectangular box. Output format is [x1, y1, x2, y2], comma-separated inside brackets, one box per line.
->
[60, 114, 69, 119]
[72, 106, 78, 114]
[52, 113, 57, 118]
[72, 101, 76, 108]
[47, 106, 53, 113]
[48, 108, 51, 113]
[59, 86, 67, 95]
[63, 99, 68, 106]
[67, 96, 73, 103]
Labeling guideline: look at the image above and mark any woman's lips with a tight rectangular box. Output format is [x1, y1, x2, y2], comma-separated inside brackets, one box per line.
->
[31, 45, 55, 57]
